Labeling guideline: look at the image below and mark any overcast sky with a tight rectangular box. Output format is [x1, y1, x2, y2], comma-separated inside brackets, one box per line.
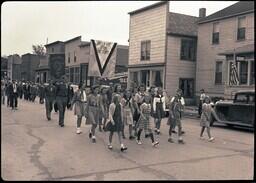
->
[1, 1, 238, 56]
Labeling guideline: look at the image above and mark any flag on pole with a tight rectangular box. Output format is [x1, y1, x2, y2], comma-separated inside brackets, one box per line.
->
[88, 40, 117, 78]
[229, 62, 239, 85]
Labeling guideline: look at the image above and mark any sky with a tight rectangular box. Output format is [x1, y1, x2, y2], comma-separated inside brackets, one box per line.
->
[1, 1, 238, 56]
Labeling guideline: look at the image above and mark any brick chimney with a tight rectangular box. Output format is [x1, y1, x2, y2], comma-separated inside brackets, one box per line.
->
[199, 8, 206, 18]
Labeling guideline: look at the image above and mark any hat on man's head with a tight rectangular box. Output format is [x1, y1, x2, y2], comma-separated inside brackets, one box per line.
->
[200, 89, 205, 92]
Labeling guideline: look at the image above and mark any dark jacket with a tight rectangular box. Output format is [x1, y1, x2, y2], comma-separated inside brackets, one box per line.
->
[56, 83, 68, 97]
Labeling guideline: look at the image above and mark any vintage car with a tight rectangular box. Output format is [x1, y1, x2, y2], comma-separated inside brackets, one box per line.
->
[210, 90, 255, 128]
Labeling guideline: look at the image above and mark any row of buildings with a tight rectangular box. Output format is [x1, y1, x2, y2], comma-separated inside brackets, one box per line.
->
[127, 1, 254, 104]
[2, 36, 129, 86]
[2, 1, 254, 105]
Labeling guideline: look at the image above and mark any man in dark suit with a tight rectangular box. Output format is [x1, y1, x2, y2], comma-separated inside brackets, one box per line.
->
[44, 80, 56, 121]
[10, 80, 19, 110]
[55, 78, 69, 127]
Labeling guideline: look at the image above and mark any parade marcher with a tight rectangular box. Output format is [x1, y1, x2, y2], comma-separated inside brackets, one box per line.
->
[6, 80, 12, 107]
[30, 83, 37, 102]
[24, 82, 29, 100]
[121, 89, 135, 140]
[133, 84, 146, 135]
[1, 80, 6, 105]
[106, 82, 114, 105]
[71, 83, 87, 134]
[39, 83, 45, 104]
[198, 89, 206, 118]
[87, 85, 100, 143]
[55, 78, 69, 127]
[67, 83, 74, 110]
[106, 95, 128, 151]
[10, 80, 19, 110]
[200, 96, 215, 142]
[153, 87, 166, 135]
[99, 86, 109, 132]
[167, 89, 185, 144]
[17, 82, 23, 99]
[136, 94, 159, 147]
[44, 80, 56, 121]
[149, 86, 156, 137]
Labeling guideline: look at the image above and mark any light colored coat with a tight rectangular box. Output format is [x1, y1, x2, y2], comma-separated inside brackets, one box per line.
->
[71, 89, 87, 117]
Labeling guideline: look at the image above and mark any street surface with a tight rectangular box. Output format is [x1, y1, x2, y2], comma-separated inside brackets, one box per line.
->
[1, 98, 254, 180]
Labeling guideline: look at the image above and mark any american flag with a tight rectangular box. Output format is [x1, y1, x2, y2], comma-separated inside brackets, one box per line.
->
[229, 62, 239, 85]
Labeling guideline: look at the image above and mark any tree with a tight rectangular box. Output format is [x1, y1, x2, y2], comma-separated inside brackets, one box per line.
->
[32, 44, 46, 56]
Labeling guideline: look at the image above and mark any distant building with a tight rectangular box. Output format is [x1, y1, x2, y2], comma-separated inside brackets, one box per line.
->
[1, 57, 8, 79]
[21, 53, 40, 82]
[7, 54, 22, 81]
[35, 56, 48, 83]
[196, 1, 254, 100]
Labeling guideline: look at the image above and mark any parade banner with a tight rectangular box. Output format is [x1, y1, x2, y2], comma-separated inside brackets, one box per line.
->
[49, 54, 65, 80]
[88, 40, 117, 78]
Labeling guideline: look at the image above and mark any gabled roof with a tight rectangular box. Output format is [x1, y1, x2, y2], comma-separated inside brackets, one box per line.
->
[128, 1, 167, 15]
[44, 41, 64, 47]
[198, 1, 254, 24]
[64, 36, 82, 44]
[168, 12, 199, 37]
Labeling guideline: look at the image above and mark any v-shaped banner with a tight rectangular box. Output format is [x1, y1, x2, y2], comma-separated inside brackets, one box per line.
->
[88, 39, 117, 78]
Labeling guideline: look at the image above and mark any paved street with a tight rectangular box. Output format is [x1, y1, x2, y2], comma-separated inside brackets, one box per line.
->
[1, 98, 254, 180]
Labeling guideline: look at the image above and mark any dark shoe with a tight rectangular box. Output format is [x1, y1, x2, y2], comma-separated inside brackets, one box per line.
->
[122, 135, 126, 139]
[129, 136, 135, 140]
[168, 138, 174, 143]
[181, 131, 185, 134]
[47, 117, 51, 121]
[60, 124, 64, 127]
[92, 138, 96, 143]
[178, 139, 185, 144]
[145, 134, 149, 138]
[172, 130, 177, 134]
[121, 146, 127, 152]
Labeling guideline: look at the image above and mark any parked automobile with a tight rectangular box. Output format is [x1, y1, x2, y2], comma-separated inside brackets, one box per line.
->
[210, 90, 255, 128]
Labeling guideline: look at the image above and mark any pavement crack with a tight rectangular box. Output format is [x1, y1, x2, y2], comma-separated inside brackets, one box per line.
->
[26, 127, 53, 180]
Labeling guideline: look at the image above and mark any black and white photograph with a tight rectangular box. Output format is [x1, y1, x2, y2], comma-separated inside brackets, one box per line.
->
[1, 1, 254, 181]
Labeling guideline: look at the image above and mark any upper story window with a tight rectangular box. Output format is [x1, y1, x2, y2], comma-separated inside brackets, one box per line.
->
[68, 53, 70, 63]
[141, 40, 151, 61]
[212, 22, 220, 44]
[215, 61, 223, 84]
[180, 39, 196, 61]
[74, 51, 77, 62]
[237, 17, 246, 41]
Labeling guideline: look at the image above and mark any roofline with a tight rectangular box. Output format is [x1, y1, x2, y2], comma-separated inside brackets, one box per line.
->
[64, 36, 82, 44]
[45, 41, 64, 47]
[198, 9, 254, 24]
[169, 12, 198, 18]
[167, 32, 197, 38]
[128, 1, 167, 15]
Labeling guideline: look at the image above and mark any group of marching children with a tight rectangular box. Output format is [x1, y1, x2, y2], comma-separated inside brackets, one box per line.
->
[71, 82, 195, 152]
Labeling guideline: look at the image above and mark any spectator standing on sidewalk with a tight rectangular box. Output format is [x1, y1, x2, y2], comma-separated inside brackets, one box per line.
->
[198, 89, 206, 118]
[1, 80, 6, 105]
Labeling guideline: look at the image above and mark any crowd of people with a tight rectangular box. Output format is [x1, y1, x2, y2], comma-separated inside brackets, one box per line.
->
[1, 77, 215, 152]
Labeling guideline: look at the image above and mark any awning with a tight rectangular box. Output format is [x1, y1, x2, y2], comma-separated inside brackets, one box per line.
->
[218, 44, 254, 56]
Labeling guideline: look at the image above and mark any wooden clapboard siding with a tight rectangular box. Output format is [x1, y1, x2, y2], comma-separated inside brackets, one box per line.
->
[165, 36, 196, 99]
[128, 2, 168, 66]
[196, 12, 254, 97]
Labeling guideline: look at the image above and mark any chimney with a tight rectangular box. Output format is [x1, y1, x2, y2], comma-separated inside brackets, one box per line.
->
[199, 8, 206, 18]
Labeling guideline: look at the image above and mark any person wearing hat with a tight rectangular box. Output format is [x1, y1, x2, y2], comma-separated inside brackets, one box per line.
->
[55, 78, 69, 127]
[198, 89, 206, 118]
[44, 80, 56, 121]
[87, 84, 101, 143]
[9, 80, 19, 110]
[71, 83, 87, 134]
[200, 95, 215, 142]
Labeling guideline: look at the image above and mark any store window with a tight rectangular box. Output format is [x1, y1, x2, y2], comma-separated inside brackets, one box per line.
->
[141, 70, 150, 87]
[179, 78, 194, 98]
[152, 70, 163, 87]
